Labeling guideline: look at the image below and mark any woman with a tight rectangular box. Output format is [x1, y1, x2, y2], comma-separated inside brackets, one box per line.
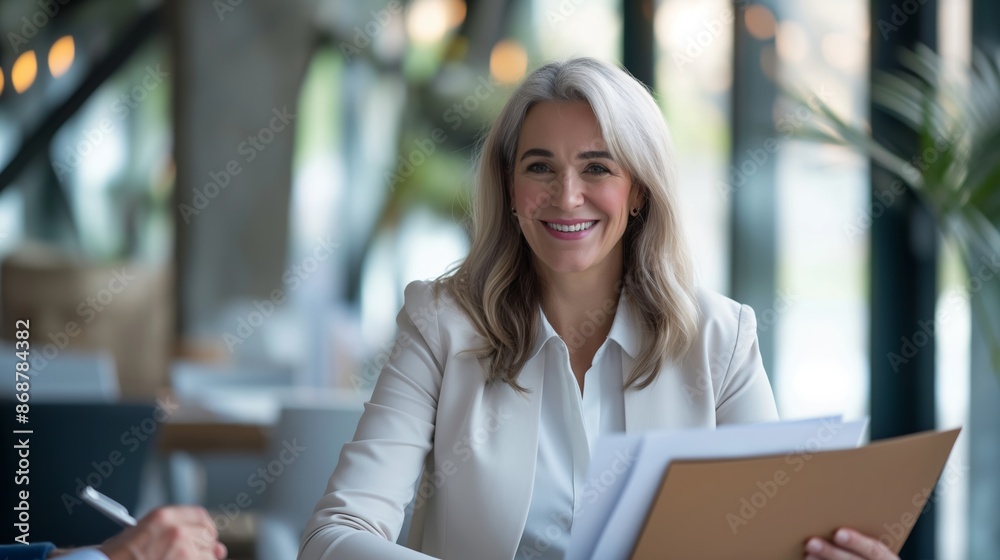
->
[299, 58, 897, 560]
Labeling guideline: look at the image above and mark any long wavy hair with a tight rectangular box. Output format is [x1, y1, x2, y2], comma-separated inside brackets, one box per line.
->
[432, 57, 699, 391]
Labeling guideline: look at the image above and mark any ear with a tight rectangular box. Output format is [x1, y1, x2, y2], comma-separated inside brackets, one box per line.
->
[629, 183, 646, 210]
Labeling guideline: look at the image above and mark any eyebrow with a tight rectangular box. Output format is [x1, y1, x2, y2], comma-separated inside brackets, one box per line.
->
[518, 148, 615, 161]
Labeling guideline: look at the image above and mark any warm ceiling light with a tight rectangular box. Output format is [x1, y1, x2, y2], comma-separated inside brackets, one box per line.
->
[448, 0, 467, 27]
[0, 69, 5, 96]
[49, 35, 75, 78]
[744, 5, 776, 40]
[407, 0, 451, 45]
[490, 39, 527, 84]
[12, 51, 38, 93]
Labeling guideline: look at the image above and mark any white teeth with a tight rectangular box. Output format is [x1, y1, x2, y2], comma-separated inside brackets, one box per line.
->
[545, 221, 596, 233]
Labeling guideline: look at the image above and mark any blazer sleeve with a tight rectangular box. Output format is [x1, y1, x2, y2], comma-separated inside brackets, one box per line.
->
[715, 303, 780, 424]
[298, 282, 443, 560]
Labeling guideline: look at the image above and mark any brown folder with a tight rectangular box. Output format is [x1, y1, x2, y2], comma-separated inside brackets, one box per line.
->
[631, 428, 960, 560]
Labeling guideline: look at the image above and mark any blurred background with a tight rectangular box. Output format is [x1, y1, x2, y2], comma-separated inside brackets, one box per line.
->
[1, 0, 998, 558]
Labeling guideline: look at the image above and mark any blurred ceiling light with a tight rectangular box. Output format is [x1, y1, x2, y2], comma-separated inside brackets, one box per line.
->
[407, 0, 460, 45]
[48, 35, 75, 78]
[821, 32, 863, 72]
[0, 69, 4, 96]
[654, 1, 726, 52]
[490, 39, 527, 84]
[776, 21, 809, 63]
[448, 0, 467, 27]
[12, 51, 37, 93]
[744, 5, 776, 40]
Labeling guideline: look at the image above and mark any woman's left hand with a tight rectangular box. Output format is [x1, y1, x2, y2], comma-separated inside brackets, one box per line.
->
[804, 527, 899, 560]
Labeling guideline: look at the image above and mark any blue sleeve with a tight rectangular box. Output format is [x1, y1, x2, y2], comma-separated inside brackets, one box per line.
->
[0, 542, 57, 559]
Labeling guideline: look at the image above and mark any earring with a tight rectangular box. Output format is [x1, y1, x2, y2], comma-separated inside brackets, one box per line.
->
[511, 207, 517, 216]
[630, 207, 639, 216]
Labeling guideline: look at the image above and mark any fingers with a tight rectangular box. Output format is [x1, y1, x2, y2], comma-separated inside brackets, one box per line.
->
[804, 528, 900, 560]
[829, 528, 899, 560]
[102, 506, 224, 560]
[805, 537, 866, 560]
[146, 505, 217, 533]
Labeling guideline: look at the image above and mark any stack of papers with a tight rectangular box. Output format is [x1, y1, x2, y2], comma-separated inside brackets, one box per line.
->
[568, 417, 958, 560]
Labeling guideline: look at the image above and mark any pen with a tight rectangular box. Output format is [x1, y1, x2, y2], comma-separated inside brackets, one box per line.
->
[79, 486, 138, 527]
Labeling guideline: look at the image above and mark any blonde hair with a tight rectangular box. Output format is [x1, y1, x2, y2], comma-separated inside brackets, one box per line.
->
[434, 57, 699, 391]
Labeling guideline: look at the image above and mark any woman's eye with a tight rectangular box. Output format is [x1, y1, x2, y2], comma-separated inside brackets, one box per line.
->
[526, 162, 551, 173]
[585, 164, 611, 175]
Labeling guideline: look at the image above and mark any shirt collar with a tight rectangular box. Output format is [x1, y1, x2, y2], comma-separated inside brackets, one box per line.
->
[528, 289, 640, 361]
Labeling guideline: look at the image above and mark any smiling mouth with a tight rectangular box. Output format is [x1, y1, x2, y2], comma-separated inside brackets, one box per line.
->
[542, 221, 598, 233]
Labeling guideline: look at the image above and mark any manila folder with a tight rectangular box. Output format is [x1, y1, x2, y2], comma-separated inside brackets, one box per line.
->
[631, 428, 960, 560]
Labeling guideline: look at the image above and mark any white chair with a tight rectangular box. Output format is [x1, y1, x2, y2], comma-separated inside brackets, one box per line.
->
[255, 403, 378, 559]
[0, 343, 119, 401]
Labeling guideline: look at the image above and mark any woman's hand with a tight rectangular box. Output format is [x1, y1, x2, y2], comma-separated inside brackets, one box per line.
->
[804, 527, 899, 560]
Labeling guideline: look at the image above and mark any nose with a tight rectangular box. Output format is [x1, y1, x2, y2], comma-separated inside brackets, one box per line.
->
[548, 169, 584, 211]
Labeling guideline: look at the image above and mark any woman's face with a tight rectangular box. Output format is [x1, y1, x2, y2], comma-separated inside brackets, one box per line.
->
[511, 101, 642, 281]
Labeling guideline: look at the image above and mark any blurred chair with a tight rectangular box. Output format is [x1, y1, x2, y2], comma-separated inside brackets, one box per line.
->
[0, 401, 157, 546]
[255, 403, 383, 559]
[165, 360, 295, 507]
[0, 343, 119, 401]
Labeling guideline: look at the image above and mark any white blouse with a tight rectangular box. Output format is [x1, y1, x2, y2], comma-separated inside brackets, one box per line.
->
[516, 291, 630, 560]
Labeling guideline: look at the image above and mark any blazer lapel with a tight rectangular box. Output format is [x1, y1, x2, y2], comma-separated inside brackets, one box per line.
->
[445, 349, 547, 559]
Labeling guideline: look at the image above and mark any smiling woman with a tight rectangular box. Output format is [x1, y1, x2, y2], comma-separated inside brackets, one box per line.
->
[441, 57, 700, 394]
[297, 57, 895, 560]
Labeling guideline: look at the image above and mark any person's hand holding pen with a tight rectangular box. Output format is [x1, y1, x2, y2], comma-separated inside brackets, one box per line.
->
[51, 490, 227, 560]
[94, 506, 226, 560]
[49, 505, 226, 559]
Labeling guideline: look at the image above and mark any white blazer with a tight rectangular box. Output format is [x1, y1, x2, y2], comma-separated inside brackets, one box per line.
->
[298, 280, 779, 560]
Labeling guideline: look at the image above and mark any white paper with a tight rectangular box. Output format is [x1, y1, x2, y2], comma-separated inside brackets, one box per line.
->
[567, 417, 868, 560]
[568, 432, 646, 558]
